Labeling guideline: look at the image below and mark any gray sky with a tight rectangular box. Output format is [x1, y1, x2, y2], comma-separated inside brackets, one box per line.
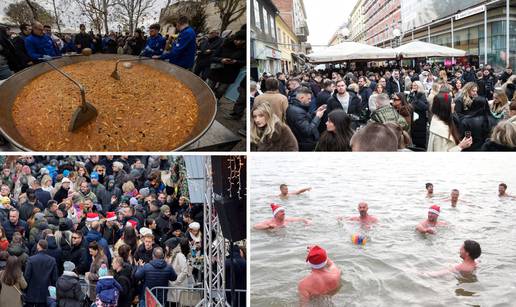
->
[304, 0, 357, 48]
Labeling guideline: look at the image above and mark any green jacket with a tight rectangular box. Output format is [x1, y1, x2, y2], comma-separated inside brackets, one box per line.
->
[370, 105, 409, 131]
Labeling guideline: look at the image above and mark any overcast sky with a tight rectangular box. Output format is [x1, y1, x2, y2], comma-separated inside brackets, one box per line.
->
[304, 0, 358, 47]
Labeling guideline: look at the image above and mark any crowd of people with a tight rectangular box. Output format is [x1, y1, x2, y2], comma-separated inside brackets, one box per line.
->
[0, 155, 246, 307]
[251, 63, 516, 151]
[0, 17, 247, 123]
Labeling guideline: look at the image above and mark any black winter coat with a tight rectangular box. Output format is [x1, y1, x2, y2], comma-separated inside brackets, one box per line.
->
[54, 186, 70, 204]
[114, 263, 134, 307]
[386, 76, 404, 96]
[24, 251, 58, 303]
[69, 240, 90, 275]
[286, 98, 321, 151]
[460, 112, 494, 151]
[196, 36, 223, 67]
[481, 140, 516, 151]
[208, 39, 245, 84]
[56, 272, 85, 307]
[408, 91, 429, 149]
[34, 188, 51, 208]
[46, 236, 64, 275]
[134, 243, 158, 264]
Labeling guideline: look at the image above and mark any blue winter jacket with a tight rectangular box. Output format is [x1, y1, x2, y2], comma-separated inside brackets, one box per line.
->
[134, 259, 177, 296]
[141, 34, 166, 57]
[25, 34, 60, 61]
[160, 26, 196, 69]
[96, 276, 122, 305]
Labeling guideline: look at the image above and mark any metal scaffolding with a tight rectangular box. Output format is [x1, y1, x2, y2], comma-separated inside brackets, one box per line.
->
[201, 156, 227, 307]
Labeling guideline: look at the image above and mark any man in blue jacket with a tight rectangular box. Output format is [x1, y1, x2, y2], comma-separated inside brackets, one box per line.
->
[134, 247, 177, 306]
[157, 16, 196, 69]
[24, 21, 60, 62]
[141, 23, 165, 57]
[24, 240, 58, 307]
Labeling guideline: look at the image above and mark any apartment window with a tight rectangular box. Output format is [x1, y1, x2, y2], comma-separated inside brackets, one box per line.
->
[263, 8, 269, 35]
[253, 0, 261, 30]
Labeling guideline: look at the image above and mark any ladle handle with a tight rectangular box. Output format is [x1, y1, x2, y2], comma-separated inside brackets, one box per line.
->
[114, 57, 153, 73]
[41, 59, 88, 110]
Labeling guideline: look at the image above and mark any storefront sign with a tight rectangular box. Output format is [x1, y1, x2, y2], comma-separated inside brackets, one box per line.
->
[253, 41, 282, 60]
[455, 5, 485, 20]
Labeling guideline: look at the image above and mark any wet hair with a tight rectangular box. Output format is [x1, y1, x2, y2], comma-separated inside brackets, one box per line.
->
[280, 184, 287, 189]
[426, 183, 433, 188]
[432, 89, 460, 144]
[451, 189, 459, 193]
[317, 110, 353, 151]
[499, 183, 507, 189]
[463, 240, 481, 260]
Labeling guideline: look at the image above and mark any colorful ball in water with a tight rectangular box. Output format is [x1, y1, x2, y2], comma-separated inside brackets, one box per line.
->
[351, 234, 367, 245]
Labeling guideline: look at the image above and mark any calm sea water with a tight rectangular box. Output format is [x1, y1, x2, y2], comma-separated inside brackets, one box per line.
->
[250, 154, 516, 307]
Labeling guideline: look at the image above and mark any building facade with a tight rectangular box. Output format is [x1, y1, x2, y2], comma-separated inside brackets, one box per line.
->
[275, 15, 301, 73]
[363, 0, 402, 47]
[251, 0, 282, 80]
[349, 0, 366, 43]
[400, 0, 515, 70]
[271, 0, 310, 53]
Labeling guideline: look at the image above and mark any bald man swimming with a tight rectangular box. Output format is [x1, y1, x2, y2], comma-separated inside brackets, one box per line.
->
[337, 202, 378, 224]
[253, 203, 312, 230]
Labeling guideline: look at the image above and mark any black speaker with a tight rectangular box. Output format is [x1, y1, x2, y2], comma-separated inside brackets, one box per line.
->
[212, 156, 246, 242]
[214, 198, 246, 242]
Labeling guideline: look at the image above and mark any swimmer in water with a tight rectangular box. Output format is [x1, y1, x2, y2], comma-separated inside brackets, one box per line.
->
[253, 203, 312, 230]
[278, 184, 312, 200]
[498, 183, 515, 198]
[426, 183, 434, 198]
[337, 202, 378, 224]
[298, 245, 341, 307]
[416, 205, 446, 234]
[425, 240, 481, 277]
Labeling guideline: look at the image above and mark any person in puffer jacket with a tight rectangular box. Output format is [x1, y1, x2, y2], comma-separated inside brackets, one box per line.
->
[95, 264, 122, 307]
[56, 261, 85, 307]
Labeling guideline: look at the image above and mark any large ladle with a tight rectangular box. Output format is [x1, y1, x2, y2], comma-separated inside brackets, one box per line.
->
[110, 57, 154, 80]
[40, 49, 97, 132]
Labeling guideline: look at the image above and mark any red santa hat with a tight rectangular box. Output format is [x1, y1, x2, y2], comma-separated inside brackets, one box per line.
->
[306, 245, 328, 269]
[86, 212, 99, 222]
[428, 205, 440, 216]
[106, 212, 116, 221]
[270, 203, 285, 216]
[126, 219, 138, 229]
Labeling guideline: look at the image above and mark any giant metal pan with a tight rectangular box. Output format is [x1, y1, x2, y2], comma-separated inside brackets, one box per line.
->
[0, 54, 217, 151]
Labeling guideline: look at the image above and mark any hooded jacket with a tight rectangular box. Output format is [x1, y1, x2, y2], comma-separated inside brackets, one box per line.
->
[56, 271, 85, 307]
[96, 276, 122, 305]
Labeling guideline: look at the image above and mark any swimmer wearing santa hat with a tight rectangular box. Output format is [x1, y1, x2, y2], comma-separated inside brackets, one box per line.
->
[416, 205, 447, 234]
[298, 245, 342, 306]
[253, 203, 312, 230]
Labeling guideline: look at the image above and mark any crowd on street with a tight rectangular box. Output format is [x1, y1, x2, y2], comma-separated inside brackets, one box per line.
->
[251, 63, 516, 151]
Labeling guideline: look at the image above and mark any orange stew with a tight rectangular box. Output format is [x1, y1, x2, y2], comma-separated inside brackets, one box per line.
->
[12, 60, 199, 151]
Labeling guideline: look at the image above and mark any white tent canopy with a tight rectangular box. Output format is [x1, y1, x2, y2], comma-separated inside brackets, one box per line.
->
[394, 41, 467, 58]
[308, 41, 397, 63]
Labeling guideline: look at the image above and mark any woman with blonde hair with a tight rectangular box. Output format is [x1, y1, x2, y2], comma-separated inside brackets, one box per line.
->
[40, 174, 54, 195]
[454, 82, 478, 115]
[481, 116, 516, 151]
[490, 89, 510, 121]
[408, 80, 429, 149]
[251, 101, 298, 151]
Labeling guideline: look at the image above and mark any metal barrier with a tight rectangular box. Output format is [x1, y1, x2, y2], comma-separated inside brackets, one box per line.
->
[148, 286, 246, 307]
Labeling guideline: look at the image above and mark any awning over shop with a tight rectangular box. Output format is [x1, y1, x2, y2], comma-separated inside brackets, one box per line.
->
[307, 42, 397, 63]
[394, 41, 467, 58]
